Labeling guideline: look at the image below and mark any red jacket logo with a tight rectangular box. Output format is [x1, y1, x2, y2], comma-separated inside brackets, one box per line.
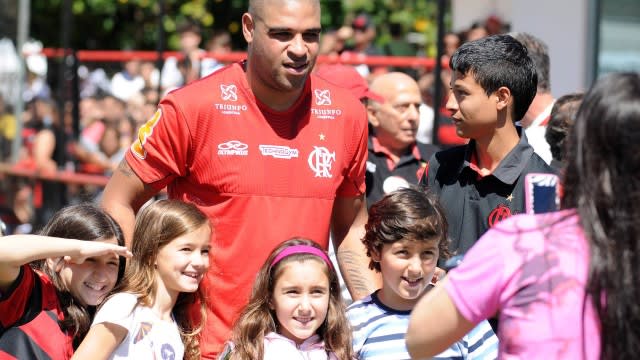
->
[488, 204, 511, 227]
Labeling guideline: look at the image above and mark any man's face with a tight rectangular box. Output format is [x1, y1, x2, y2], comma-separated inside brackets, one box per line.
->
[447, 70, 499, 140]
[369, 79, 421, 151]
[243, 0, 321, 95]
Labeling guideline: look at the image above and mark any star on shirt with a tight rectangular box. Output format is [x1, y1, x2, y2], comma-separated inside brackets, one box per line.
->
[319, 133, 326, 141]
[506, 193, 514, 202]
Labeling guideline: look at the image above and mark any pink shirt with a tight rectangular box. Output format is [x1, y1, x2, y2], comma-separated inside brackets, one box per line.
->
[263, 332, 338, 360]
[219, 332, 338, 360]
[446, 210, 601, 359]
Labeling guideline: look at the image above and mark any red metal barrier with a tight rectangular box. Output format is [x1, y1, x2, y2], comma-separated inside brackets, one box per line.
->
[0, 162, 110, 187]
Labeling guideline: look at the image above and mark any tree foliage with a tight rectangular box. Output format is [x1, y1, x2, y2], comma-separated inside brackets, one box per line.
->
[30, 0, 448, 54]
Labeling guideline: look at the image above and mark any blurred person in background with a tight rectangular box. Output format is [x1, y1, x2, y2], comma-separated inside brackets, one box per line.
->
[384, 22, 418, 79]
[365, 72, 439, 207]
[17, 97, 68, 231]
[161, 19, 206, 91]
[345, 13, 382, 78]
[202, 29, 233, 77]
[545, 92, 583, 172]
[22, 40, 51, 103]
[318, 27, 351, 59]
[443, 32, 461, 61]
[511, 32, 554, 164]
[110, 58, 145, 102]
[139, 61, 160, 90]
[0, 93, 16, 160]
[464, 22, 488, 43]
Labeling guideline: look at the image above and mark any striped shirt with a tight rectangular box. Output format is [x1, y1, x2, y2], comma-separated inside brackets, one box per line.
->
[346, 291, 498, 360]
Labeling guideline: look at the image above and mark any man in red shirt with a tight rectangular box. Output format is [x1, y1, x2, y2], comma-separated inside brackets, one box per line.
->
[101, 0, 378, 358]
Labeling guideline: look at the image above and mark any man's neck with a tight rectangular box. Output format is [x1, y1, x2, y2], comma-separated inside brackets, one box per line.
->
[473, 123, 520, 175]
[375, 136, 411, 164]
[521, 92, 554, 128]
[245, 63, 303, 112]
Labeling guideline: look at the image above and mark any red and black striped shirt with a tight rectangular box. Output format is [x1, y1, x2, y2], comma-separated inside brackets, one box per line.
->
[0, 265, 73, 360]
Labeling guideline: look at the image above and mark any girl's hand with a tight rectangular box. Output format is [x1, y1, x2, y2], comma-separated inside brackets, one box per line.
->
[63, 242, 132, 264]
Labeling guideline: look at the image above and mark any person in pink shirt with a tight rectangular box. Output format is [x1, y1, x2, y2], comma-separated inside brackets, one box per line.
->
[406, 72, 640, 359]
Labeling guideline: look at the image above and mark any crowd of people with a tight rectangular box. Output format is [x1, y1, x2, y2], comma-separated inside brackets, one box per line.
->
[1, 0, 639, 359]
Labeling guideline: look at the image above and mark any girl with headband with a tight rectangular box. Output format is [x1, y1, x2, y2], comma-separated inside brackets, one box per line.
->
[220, 238, 354, 360]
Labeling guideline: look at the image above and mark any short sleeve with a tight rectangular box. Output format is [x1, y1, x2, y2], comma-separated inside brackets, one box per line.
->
[444, 228, 507, 324]
[125, 94, 192, 190]
[0, 265, 31, 328]
[336, 105, 367, 197]
[92, 293, 138, 330]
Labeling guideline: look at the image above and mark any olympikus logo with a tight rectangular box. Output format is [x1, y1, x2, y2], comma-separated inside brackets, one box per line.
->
[259, 145, 299, 159]
[217, 140, 248, 156]
[314, 89, 332, 106]
[311, 108, 342, 119]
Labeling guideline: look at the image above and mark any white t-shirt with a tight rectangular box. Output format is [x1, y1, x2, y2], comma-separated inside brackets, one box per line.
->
[92, 292, 184, 360]
[523, 102, 554, 165]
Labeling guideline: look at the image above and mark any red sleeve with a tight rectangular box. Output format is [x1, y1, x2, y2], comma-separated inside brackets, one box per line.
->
[336, 103, 367, 197]
[0, 265, 32, 329]
[125, 94, 192, 190]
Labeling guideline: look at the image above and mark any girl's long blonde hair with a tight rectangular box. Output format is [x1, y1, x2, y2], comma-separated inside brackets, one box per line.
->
[110, 199, 210, 360]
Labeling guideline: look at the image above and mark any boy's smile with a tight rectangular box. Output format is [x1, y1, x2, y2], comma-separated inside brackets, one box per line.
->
[374, 239, 439, 311]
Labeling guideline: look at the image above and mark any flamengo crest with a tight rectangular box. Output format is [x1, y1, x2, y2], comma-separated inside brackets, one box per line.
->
[308, 146, 336, 178]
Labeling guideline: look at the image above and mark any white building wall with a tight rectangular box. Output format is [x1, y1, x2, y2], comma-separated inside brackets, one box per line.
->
[452, 0, 589, 97]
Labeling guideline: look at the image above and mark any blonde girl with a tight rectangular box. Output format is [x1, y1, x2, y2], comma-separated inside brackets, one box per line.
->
[74, 200, 211, 360]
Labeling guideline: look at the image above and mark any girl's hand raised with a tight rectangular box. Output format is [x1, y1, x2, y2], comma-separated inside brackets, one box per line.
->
[63, 242, 132, 265]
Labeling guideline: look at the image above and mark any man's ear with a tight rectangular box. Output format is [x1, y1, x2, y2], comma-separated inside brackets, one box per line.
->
[367, 103, 380, 127]
[495, 86, 511, 111]
[241, 13, 255, 44]
[46, 257, 65, 273]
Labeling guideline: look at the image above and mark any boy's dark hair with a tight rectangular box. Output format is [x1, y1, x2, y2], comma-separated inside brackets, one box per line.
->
[363, 186, 450, 272]
[450, 34, 538, 122]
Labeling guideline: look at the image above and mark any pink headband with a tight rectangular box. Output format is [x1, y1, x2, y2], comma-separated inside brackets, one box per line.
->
[270, 245, 334, 270]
